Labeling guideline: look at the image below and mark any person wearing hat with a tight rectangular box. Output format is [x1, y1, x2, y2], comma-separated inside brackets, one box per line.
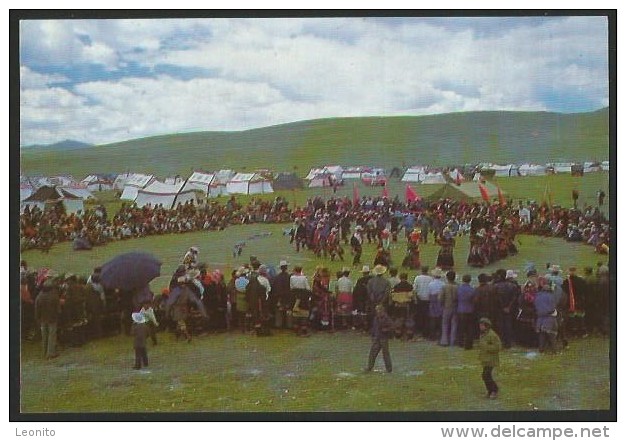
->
[131, 312, 149, 370]
[35, 278, 61, 360]
[365, 304, 394, 373]
[366, 265, 391, 329]
[533, 277, 559, 354]
[247, 261, 272, 336]
[494, 269, 521, 349]
[478, 317, 501, 399]
[272, 261, 292, 329]
[182, 246, 199, 270]
[352, 266, 373, 331]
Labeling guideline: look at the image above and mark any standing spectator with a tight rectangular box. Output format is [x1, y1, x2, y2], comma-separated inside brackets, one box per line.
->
[140, 301, 159, 345]
[336, 268, 354, 328]
[413, 266, 433, 338]
[350, 226, 364, 267]
[271, 260, 292, 329]
[533, 278, 559, 354]
[572, 189, 579, 209]
[561, 267, 588, 340]
[457, 274, 477, 349]
[474, 274, 500, 336]
[439, 270, 458, 346]
[597, 189, 606, 206]
[290, 266, 312, 337]
[495, 269, 520, 349]
[365, 304, 394, 373]
[352, 266, 372, 331]
[131, 312, 149, 370]
[427, 267, 445, 341]
[366, 265, 391, 329]
[35, 279, 60, 360]
[478, 317, 502, 399]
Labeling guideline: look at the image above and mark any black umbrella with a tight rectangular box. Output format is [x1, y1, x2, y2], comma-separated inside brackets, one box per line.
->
[100, 252, 162, 291]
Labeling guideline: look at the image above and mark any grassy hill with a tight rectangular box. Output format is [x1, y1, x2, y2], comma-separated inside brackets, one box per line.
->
[20, 108, 609, 178]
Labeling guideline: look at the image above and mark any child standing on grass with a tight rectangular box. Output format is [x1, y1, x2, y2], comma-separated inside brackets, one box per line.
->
[478, 317, 501, 399]
[131, 312, 149, 370]
[140, 301, 159, 346]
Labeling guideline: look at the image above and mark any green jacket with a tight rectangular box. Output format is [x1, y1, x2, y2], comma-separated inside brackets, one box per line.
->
[478, 328, 501, 367]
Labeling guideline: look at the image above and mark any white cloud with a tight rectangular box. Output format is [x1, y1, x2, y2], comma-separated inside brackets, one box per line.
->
[18, 16, 609, 146]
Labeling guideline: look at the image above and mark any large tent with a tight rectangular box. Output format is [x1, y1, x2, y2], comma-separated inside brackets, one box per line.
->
[21, 185, 84, 214]
[342, 166, 369, 179]
[134, 181, 197, 209]
[420, 172, 447, 184]
[601, 161, 610, 171]
[486, 164, 519, 178]
[181, 171, 215, 196]
[61, 186, 95, 200]
[308, 173, 335, 188]
[401, 166, 427, 183]
[272, 172, 304, 190]
[226, 173, 274, 195]
[120, 173, 155, 200]
[427, 181, 505, 203]
[209, 169, 235, 197]
[549, 162, 575, 174]
[518, 164, 547, 176]
[81, 175, 114, 192]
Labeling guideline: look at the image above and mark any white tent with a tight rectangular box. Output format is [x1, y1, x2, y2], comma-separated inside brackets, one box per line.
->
[119, 173, 155, 201]
[342, 166, 368, 179]
[113, 173, 131, 190]
[308, 173, 334, 188]
[550, 162, 574, 173]
[324, 165, 344, 181]
[165, 176, 184, 185]
[134, 181, 197, 209]
[61, 186, 95, 200]
[305, 168, 325, 180]
[420, 172, 447, 184]
[401, 166, 427, 182]
[21, 186, 84, 214]
[489, 164, 518, 177]
[209, 170, 235, 197]
[583, 162, 602, 173]
[20, 184, 33, 201]
[120, 186, 140, 201]
[601, 161, 610, 171]
[518, 164, 547, 176]
[82, 175, 114, 192]
[182, 171, 215, 195]
[448, 168, 465, 182]
[226, 173, 274, 195]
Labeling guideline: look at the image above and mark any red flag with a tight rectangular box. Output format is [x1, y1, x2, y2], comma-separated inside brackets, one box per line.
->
[405, 184, 421, 202]
[352, 182, 360, 206]
[478, 183, 490, 203]
[497, 185, 506, 206]
[382, 183, 389, 198]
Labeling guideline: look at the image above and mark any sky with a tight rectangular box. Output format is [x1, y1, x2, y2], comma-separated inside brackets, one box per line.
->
[18, 15, 610, 147]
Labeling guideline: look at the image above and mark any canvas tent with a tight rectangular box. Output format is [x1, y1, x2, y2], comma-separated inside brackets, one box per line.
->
[209, 170, 235, 197]
[601, 161, 609, 171]
[21, 185, 84, 214]
[427, 182, 505, 203]
[120, 173, 155, 201]
[82, 175, 114, 192]
[181, 171, 215, 195]
[518, 164, 547, 176]
[401, 166, 427, 183]
[272, 172, 304, 190]
[226, 173, 274, 195]
[420, 172, 447, 184]
[61, 186, 95, 200]
[134, 181, 197, 209]
[487, 164, 518, 178]
[20, 184, 34, 201]
[583, 162, 602, 173]
[342, 167, 369, 179]
[550, 162, 575, 174]
[308, 173, 335, 188]
[306, 166, 343, 181]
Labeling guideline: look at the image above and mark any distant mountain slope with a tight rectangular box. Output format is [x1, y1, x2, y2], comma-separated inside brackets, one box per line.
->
[20, 108, 609, 178]
[24, 139, 93, 151]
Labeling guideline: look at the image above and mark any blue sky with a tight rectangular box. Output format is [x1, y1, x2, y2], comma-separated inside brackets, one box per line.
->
[19, 16, 609, 146]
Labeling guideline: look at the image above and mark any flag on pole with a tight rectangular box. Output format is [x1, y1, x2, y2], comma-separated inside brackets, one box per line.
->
[405, 184, 421, 203]
[352, 182, 360, 206]
[382, 182, 389, 199]
[497, 185, 506, 206]
[478, 183, 490, 203]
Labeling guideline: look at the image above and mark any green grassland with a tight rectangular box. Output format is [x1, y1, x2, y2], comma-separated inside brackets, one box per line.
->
[20, 108, 609, 178]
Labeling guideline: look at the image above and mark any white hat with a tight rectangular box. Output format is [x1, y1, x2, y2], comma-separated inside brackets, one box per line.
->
[431, 267, 443, 278]
[505, 270, 518, 280]
[372, 265, 387, 276]
[131, 312, 146, 324]
[279, 260, 289, 267]
[361, 265, 370, 273]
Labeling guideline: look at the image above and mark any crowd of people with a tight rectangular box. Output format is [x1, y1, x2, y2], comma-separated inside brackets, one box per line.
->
[21, 247, 610, 365]
[19, 196, 291, 252]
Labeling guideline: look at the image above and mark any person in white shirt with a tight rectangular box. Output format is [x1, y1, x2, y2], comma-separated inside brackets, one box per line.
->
[413, 266, 433, 338]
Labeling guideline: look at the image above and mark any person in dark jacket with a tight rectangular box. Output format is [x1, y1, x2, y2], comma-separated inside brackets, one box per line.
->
[272, 261, 293, 328]
[35, 279, 61, 359]
[131, 312, 149, 370]
[533, 277, 559, 354]
[474, 273, 500, 337]
[352, 266, 372, 332]
[365, 305, 394, 373]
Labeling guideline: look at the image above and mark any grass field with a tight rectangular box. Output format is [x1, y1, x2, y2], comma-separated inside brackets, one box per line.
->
[20, 330, 610, 413]
[18, 171, 612, 414]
